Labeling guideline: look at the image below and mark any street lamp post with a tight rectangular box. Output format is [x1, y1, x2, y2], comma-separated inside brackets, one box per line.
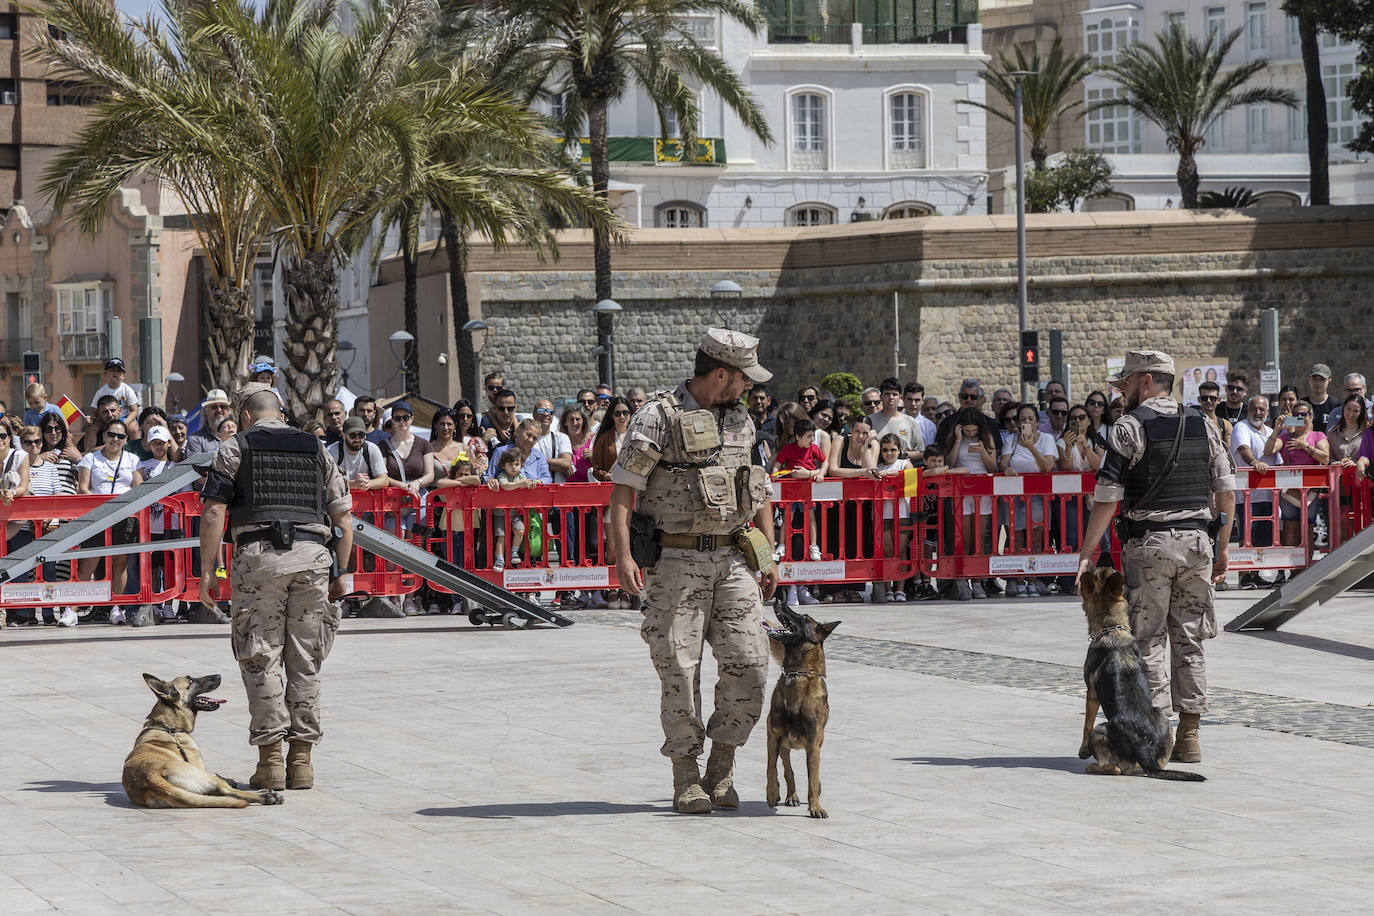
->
[389, 330, 416, 397]
[337, 340, 356, 388]
[461, 319, 489, 403]
[709, 279, 742, 330]
[164, 371, 185, 413]
[592, 299, 622, 390]
[1010, 69, 1037, 404]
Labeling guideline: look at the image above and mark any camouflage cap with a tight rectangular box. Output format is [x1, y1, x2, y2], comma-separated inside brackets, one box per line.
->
[232, 381, 280, 417]
[700, 327, 772, 382]
[1106, 349, 1175, 384]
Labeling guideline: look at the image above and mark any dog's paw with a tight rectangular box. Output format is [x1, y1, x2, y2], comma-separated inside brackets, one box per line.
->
[784, 793, 800, 807]
[1077, 745, 1091, 760]
[766, 790, 779, 808]
[259, 789, 285, 806]
[808, 804, 828, 819]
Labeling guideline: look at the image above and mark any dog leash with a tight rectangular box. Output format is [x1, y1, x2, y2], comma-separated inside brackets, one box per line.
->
[142, 725, 191, 762]
[781, 669, 822, 678]
[1088, 624, 1131, 645]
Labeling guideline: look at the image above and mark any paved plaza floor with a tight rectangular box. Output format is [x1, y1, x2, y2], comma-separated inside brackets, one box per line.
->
[1, 588, 1372, 914]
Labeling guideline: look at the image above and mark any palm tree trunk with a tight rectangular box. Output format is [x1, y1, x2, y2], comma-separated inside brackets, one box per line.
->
[441, 207, 476, 404]
[1177, 150, 1201, 209]
[1297, 13, 1330, 205]
[588, 94, 613, 387]
[1031, 139, 1048, 172]
[280, 250, 341, 423]
[400, 219, 420, 397]
[202, 282, 254, 391]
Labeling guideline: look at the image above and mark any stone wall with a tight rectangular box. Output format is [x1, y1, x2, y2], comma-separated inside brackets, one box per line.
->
[374, 208, 1374, 405]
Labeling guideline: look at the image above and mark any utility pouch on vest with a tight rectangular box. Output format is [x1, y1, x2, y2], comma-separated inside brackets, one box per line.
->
[735, 527, 774, 573]
[267, 521, 295, 550]
[695, 466, 737, 518]
[736, 465, 770, 515]
[676, 409, 721, 458]
[629, 512, 663, 569]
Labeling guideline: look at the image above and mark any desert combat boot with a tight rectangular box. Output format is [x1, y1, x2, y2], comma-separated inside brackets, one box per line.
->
[286, 740, 314, 789]
[1171, 712, 1202, 763]
[701, 742, 739, 809]
[671, 757, 713, 814]
[249, 741, 286, 791]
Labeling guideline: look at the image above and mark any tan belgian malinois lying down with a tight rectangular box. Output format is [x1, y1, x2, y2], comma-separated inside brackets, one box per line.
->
[123, 674, 284, 808]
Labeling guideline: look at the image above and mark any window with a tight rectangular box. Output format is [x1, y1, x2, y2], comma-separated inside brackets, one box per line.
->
[1084, 15, 1138, 65]
[1286, 14, 1300, 52]
[0, 78, 15, 106]
[885, 202, 934, 219]
[790, 92, 827, 169]
[1290, 92, 1307, 144]
[1167, 11, 1186, 34]
[888, 91, 925, 169]
[1324, 62, 1357, 144]
[55, 282, 114, 361]
[549, 91, 565, 123]
[1085, 87, 1140, 154]
[0, 13, 15, 40]
[1247, 3, 1267, 52]
[1082, 193, 1134, 212]
[1322, 32, 1351, 50]
[655, 202, 704, 228]
[788, 204, 835, 226]
[46, 81, 101, 107]
[1247, 104, 1270, 147]
[1205, 6, 1226, 42]
[1206, 111, 1228, 151]
[659, 106, 679, 139]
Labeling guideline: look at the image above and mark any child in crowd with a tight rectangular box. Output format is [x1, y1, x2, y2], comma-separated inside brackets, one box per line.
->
[92, 358, 141, 438]
[135, 426, 183, 620]
[23, 383, 62, 427]
[492, 448, 537, 571]
[910, 449, 969, 601]
[773, 417, 825, 604]
[869, 434, 912, 602]
[434, 455, 498, 571]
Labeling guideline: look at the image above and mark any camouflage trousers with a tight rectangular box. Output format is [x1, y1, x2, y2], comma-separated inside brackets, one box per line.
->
[229, 544, 340, 746]
[640, 545, 769, 759]
[1123, 529, 1218, 716]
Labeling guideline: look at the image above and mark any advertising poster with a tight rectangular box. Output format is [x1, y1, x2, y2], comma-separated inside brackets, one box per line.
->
[1179, 359, 1230, 406]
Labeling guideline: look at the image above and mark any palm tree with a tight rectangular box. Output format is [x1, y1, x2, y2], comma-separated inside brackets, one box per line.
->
[32, 0, 273, 390]
[1093, 25, 1297, 208]
[490, 0, 775, 385]
[962, 35, 1096, 171]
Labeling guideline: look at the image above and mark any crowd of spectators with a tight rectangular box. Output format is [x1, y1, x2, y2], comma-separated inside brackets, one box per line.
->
[6, 355, 1374, 631]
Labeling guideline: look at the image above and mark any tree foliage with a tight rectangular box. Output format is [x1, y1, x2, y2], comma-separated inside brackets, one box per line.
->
[1022, 148, 1116, 212]
[1198, 186, 1259, 209]
[1288, 0, 1374, 155]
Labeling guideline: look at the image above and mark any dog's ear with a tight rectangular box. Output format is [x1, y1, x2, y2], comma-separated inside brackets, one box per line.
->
[1079, 572, 1096, 597]
[143, 674, 176, 702]
[1105, 571, 1125, 599]
[815, 620, 840, 641]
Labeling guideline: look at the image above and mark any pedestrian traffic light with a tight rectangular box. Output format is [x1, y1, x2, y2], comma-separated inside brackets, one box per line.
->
[22, 351, 41, 387]
[1019, 331, 1039, 383]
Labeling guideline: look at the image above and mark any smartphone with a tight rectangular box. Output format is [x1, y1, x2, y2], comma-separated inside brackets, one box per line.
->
[1284, 417, 1304, 428]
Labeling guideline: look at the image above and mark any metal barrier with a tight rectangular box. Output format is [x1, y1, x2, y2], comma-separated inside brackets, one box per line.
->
[1, 465, 1367, 611]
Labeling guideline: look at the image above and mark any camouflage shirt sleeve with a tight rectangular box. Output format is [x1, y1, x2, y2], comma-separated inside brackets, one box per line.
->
[1092, 414, 1142, 504]
[321, 445, 352, 516]
[205, 433, 241, 502]
[610, 401, 669, 490]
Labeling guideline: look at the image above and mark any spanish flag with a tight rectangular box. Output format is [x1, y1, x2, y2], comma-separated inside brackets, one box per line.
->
[55, 395, 83, 427]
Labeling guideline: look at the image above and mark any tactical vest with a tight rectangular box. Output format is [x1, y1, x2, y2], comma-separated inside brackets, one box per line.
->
[637, 390, 770, 535]
[1122, 404, 1211, 512]
[228, 427, 330, 529]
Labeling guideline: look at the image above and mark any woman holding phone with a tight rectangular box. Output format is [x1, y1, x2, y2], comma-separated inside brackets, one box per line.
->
[1264, 401, 1329, 578]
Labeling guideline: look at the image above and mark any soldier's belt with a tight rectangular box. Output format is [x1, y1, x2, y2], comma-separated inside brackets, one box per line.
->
[659, 532, 737, 551]
[236, 529, 328, 550]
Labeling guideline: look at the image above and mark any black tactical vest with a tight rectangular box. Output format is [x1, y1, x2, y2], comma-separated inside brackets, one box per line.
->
[1122, 404, 1211, 512]
[228, 427, 329, 528]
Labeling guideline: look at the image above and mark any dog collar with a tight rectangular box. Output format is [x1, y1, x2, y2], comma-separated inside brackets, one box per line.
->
[142, 725, 191, 761]
[781, 669, 822, 678]
[1088, 624, 1130, 645]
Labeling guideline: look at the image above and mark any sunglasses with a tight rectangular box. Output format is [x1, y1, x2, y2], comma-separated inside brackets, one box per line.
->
[456, 412, 474, 420]
[535, 408, 553, 416]
[596, 394, 612, 402]
[578, 398, 595, 406]
[1346, 388, 1364, 393]
[486, 384, 502, 392]
[800, 395, 817, 401]
[936, 411, 954, 420]
[1086, 400, 1106, 408]
[612, 410, 631, 417]
[1049, 409, 1067, 416]
[959, 393, 979, 401]
[494, 405, 513, 412]
[393, 414, 412, 422]
[1198, 395, 1219, 403]
[21, 438, 41, 446]
[106, 432, 127, 440]
[346, 432, 366, 439]
[862, 399, 881, 407]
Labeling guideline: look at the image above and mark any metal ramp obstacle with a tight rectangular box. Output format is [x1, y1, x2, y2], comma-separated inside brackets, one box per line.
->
[1225, 520, 1374, 632]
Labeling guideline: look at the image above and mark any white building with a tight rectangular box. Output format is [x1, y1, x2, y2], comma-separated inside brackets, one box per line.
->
[550, 6, 991, 227]
[984, 0, 1374, 211]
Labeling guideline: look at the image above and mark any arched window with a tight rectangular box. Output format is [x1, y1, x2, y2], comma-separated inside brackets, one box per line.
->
[787, 88, 831, 170]
[885, 201, 935, 219]
[1251, 191, 1302, 208]
[655, 201, 706, 228]
[788, 203, 837, 227]
[886, 89, 928, 169]
[1081, 193, 1134, 212]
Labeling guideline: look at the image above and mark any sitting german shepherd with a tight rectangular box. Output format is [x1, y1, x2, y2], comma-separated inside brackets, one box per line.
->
[123, 674, 285, 808]
[1078, 570, 1204, 782]
[764, 601, 840, 818]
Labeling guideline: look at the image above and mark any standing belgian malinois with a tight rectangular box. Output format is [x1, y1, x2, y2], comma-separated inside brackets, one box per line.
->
[1078, 570, 1204, 782]
[123, 674, 285, 808]
[764, 601, 840, 818]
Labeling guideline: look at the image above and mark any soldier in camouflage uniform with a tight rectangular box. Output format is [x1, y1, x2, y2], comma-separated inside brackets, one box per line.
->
[1076, 351, 1235, 764]
[199, 383, 354, 790]
[607, 328, 779, 814]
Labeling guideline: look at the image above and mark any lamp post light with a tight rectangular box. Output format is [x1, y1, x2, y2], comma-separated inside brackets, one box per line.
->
[389, 330, 416, 397]
[592, 298, 622, 390]
[337, 340, 356, 388]
[164, 371, 185, 412]
[1010, 69, 1037, 404]
[709, 279, 742, 330]
[461, 319, 489, 403]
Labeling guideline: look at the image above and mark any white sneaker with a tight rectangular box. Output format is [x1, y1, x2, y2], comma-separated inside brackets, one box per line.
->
[107, 607, 126, 625]
[493, 556, 506, 571]
[784, 586, 799, 605]
[402, 597, 420, 616]
[798, 588, 819, 606]
[772, 543, 785, 563]
[58, 607, 79, 627]
[808, 545, 822, 561]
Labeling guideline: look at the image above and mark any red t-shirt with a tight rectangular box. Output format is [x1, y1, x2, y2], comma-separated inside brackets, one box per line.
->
[776, 442, 825, 471]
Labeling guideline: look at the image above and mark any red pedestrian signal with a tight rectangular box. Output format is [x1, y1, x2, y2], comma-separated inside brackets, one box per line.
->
[1019, 331, 1039, 383]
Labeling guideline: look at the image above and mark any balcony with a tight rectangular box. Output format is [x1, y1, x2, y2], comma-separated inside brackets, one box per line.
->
[59, 332, 108, 363]
[761, 0, 979, 44]
[576, 137, 727, 166]
[0, 337, 33, 364]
